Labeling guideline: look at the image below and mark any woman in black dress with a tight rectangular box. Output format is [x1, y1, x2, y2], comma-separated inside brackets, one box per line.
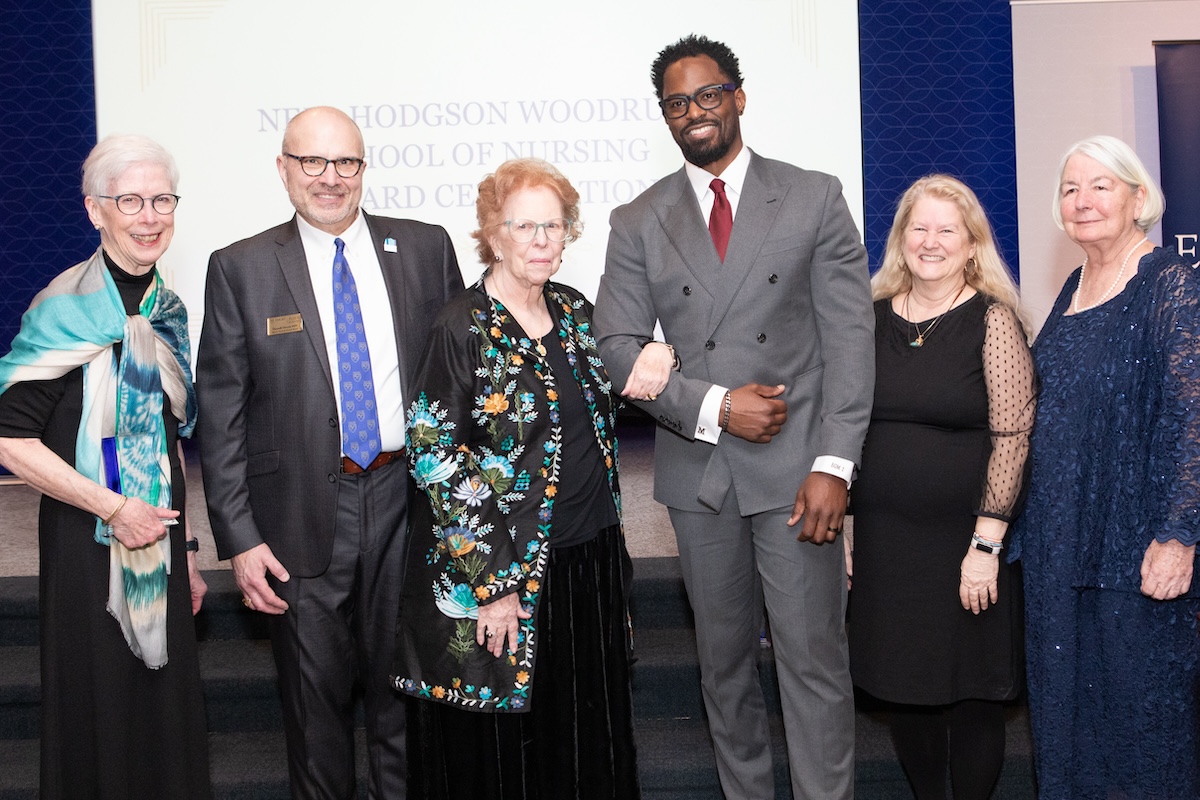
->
[848, 175, 1036, 799]
[0, 135, 209, 799]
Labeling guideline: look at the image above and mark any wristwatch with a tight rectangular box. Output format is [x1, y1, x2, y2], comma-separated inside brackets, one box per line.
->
[645, 341, 681, 371]
[971, 534, 1002, 554]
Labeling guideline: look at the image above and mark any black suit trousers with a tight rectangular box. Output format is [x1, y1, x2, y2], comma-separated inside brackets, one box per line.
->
[267, 459, 411, 800]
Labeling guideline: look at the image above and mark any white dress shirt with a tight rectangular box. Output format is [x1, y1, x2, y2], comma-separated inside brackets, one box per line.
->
[296, 212, 406, 454]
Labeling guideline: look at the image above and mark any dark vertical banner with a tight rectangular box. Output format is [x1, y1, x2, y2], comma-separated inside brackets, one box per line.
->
[1155, 41, 1200, 266]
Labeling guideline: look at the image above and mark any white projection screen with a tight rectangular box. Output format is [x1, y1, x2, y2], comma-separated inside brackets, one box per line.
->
[90, 0, 864, 344]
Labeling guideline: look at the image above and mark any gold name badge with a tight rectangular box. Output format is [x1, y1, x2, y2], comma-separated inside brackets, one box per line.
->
[266, 313, 303, 336]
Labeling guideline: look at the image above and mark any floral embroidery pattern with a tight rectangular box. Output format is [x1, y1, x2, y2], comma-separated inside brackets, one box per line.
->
[393, 280, 620, 711]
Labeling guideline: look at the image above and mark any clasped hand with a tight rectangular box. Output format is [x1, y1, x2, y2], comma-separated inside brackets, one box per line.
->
[725, 383, 787, 443]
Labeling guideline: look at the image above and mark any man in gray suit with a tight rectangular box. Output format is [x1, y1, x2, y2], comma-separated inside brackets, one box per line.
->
[595, 35, 874, 799]
[197, 106, 463, 798]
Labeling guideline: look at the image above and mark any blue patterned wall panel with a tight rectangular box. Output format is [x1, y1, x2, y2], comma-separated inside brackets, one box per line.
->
[859, 1, 1020, 279]
[0, 2, 96, 351]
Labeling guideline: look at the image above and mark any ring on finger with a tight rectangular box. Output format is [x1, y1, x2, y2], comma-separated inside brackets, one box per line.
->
[242, 597, 252, 608]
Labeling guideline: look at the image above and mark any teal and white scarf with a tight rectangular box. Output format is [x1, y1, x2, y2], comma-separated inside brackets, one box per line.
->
[0, 247, 196, 668]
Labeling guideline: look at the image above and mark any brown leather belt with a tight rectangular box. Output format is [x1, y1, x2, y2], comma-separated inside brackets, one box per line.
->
[341, 448, 405, 475]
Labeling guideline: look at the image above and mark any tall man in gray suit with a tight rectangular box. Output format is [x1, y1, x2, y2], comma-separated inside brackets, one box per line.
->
[197, 106, 463, 799]
[595, 35, 874, 799]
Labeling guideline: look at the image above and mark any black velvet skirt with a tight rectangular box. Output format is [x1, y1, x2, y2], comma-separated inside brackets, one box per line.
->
[407, 524, 641, 800]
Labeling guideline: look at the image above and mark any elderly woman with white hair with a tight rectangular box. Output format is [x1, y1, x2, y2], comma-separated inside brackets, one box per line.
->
[1008, 135, 1200, 799]
[0, 134, 209, 798]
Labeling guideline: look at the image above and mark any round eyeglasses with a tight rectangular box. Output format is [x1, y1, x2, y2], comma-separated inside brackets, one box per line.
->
[283, 153, 365, 178]
[658, 83, 737, 119]
[97, 193, 180, 215]
[502, 219, 573, 243]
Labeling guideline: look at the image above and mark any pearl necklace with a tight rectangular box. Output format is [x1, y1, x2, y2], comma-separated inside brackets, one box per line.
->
[1072, 236, 1148, 314]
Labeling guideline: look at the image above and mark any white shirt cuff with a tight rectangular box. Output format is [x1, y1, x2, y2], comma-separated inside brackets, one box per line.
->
[695, 384, 727, 444]
[812, 455, 855, 488]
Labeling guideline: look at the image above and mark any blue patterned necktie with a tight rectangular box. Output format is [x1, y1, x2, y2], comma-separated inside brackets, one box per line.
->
[332, 237, 381, 470]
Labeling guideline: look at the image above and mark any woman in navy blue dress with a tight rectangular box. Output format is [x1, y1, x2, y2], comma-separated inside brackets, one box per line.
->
[1009, 135, 1200, 799]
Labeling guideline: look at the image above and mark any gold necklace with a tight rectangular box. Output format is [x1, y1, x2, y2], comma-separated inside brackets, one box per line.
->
[905, 283, 966, 348]
[532, 335, 547, 356]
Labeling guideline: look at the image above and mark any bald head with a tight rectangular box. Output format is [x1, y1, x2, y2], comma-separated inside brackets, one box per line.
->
[282, 106, 364, 157]
[276, 106, 366, 235]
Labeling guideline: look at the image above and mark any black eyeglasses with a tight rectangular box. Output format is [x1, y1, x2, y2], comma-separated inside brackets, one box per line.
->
[283, 153, 365, 178]
[98, 193, 180, 215]
[659, 83, 737, 119]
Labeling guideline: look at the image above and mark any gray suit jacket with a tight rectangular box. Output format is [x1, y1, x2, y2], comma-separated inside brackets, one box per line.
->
[196, 212, 463, 575]
[595, 152, 874, 515]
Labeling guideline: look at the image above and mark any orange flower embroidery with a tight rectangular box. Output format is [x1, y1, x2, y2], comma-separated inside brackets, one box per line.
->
[474, 586, 490, 601]
[546, 389, 558, 401]
[526, 579, 540, 593]
[432, 686, 446, 698]
[516, 670, 530, 684]
[546, 485, 558, 497]
[483, 394, 509, 415]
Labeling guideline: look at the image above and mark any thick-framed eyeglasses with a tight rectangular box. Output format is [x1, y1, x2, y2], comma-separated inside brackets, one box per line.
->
[98, 193, 181, 215]
[283, 153, 365, 178]
[502, 219, 573, 243]
[659, 83, 737, 119]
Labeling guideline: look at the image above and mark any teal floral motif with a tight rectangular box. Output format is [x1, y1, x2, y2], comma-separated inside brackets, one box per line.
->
[436, 581, 479, 620]
[396, 278, 622, 712]
[413, 452, 456, 489]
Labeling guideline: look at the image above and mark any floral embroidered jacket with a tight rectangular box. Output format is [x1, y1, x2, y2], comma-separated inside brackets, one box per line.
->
[391, 276, 623, 712]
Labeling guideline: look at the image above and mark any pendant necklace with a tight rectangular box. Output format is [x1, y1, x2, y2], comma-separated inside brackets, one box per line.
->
[1072, 236, 1149, 314]
[905, 283, 966, 348]
[532, 336, 547, 356]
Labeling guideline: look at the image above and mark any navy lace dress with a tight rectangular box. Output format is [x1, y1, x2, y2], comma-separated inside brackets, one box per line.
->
[1009, 247, 1200, 800]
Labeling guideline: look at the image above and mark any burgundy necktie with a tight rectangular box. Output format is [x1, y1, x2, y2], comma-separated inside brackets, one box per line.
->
[708, 178, 732, 262]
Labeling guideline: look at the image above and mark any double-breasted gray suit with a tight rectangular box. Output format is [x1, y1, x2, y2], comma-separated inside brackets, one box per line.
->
[197, 211, 463, 798]
[595, 151, 874, 799]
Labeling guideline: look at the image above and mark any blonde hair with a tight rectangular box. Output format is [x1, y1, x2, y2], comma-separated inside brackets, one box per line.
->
[1050, 134, 1165, 233]
[471, 159, 582, 265]
[872, 174, 1029, 336]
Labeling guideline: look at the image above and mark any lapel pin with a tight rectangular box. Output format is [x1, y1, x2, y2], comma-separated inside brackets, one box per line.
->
[383, 237, 398, 253]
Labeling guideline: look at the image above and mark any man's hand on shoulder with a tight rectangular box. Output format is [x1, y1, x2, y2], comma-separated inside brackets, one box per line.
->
[232, 542, 291, 614]
[724, 383, 787, 443]
[787, 471, 848, 545]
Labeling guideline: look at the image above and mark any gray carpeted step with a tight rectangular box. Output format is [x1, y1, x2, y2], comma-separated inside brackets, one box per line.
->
[0, 576, 37, 647]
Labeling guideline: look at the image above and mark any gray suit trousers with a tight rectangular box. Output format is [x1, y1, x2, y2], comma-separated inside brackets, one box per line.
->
[669, 499, 854, 800]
